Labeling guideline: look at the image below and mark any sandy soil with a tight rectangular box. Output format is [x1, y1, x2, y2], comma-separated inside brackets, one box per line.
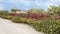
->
[0, 18, 44, 34]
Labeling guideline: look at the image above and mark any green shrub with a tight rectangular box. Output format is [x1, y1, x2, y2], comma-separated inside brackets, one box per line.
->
[1, 15, 8, 19]
[30, 18, 60, 34]
[18, 18, 27, 23]
[11, 16, 21, 23]
[11, 16, 28, 23]
[11, 16, 36, 24]
[27, 19, 35, 24]
[1, 15, 13, 20]
[6, 16, 13, 20]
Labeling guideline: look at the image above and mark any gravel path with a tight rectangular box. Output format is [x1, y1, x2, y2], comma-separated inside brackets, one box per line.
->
[0, 18, 44, 34]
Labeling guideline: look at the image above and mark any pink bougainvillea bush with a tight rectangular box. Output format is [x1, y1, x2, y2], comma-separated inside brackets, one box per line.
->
[45, 14, 51, 18]
[38, 13, 45, 18]
[30, 13, 38, 19]
[25, 12, 52, 19]
[11, 12, 18, 16]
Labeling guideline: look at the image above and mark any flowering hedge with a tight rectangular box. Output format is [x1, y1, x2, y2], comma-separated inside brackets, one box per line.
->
[0, 11, 60, 34]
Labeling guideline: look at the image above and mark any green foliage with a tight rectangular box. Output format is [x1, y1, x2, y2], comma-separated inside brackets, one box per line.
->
[26, 19, 36, 24]
[11, 16, 35, 24]
[28, 8, 45, 14]
[11, 16, 21, 23]
[1, 15, 13, 20]
[30, 18, 60, 34]
[0, 10, 8, 17]
[11, 9, 21, 12]
[18, 18, 27, 23]
[11, 16, 28, 23]
[48, 5, 60, 16]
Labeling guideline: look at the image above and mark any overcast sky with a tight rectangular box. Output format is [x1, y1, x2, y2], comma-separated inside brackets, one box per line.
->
[0, 0, 60, 10]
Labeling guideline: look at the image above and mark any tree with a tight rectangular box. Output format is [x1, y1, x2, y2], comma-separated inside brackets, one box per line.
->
[48, 5, 60, 16]
[0, 10, 8, 16]
[11, 9, 21, 12]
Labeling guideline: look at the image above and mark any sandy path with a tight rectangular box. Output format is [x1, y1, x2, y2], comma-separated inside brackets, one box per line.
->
[0, 18, 44, 34]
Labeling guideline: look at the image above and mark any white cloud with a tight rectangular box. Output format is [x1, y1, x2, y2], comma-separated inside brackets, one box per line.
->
[50, 0, 57, 2]
[17, 0, 31, 6]
[50, 0, 60, 3]
[0, 4, 4, 10]
[57, 0, 60, 2]
[35, 0, 59, 7]
[0, 0, 59, 10]
[35, 1, 49, 7]
[7, 0, 60, 7]
[7, 0, 31, 6]
[49, 0, 60, 6]
[35, 1, 40, 6]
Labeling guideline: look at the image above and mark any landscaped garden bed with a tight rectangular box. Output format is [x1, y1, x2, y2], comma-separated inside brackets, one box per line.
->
[0, 5, 60, 34]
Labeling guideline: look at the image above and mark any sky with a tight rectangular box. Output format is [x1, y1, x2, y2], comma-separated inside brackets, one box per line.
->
[0, 0, 60, 10]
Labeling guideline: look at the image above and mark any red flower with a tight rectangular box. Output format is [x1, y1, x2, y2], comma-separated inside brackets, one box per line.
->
[58, 16, 60, 19]
[26, 13, 31, 18]
[12, 12, 18, 16]
[26, 15, 30, 18]
[39, 13, 45, 18]
[31, 13, 38, 19]
[46, 15, 51, 18]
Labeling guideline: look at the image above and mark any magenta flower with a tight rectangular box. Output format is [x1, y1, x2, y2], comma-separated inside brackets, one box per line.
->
[12, 12, 18, 16]
[31, 13, 38, 19]
[58, 16, 60, 19]
[39, 13, 45, 18]
[46, 15, 51, 18]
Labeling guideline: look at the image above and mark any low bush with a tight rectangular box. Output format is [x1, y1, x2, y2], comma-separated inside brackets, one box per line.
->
[11, 16, 35, 24]
[1, 15, 13, 20]
[30, 18, 60, 34]
[11, 16, 28, 23]
[18, 18, 27, 23]
[26, 19, 36, 24]
[11, 16, 21, 23]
